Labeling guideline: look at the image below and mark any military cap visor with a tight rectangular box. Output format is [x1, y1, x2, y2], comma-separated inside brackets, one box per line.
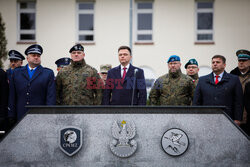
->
[236, 49, 250, 60]
[100, 64, 112, 73]
[185, 59, 198, 69]
[8, 50, 25, 60]
[69, 44, 84, 53]
[167, 55, 181, 63]
[25, 44, 43, 55]
[55, 57, 71, 67]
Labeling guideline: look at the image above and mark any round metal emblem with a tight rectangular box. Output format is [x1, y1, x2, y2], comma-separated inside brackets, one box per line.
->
[161, 128, 189, 156]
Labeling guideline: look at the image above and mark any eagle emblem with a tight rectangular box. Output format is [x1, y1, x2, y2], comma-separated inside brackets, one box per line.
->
[110, 120, 137, 158]
[161, 128, 189, 156]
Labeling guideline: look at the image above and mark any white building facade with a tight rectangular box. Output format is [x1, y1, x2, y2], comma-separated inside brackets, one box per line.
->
[1, 0, 250, 86]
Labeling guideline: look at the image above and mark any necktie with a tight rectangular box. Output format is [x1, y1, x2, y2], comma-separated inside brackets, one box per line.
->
[122, 67, 127, 80]
[215, 75, 219, 85]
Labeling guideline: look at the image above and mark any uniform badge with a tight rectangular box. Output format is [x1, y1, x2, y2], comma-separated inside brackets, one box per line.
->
[161, 128, 189, 156]
[59, 126, 83, 156]
[110, 120, 137, 158]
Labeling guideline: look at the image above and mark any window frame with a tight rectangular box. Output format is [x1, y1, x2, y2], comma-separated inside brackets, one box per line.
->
[17, 1, 36, 42]
[134, 1, 154, 43]
[195, 1, 214, 43]
[76, 1, 95, 44]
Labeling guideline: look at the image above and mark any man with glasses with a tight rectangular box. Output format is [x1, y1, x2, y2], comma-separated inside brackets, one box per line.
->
[149, 55, 195, 105]
[185, 59, 199, 86]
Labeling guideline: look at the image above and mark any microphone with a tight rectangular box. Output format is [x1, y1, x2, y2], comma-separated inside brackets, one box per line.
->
[131, 69, 138, 106]
[134, 69, 138, 75]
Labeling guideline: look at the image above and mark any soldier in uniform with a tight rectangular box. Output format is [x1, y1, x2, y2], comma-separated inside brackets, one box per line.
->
[56, 44, 102, 105]
[6, 50, 25, 81]
[230, 49, 250, 133]
[185, 59, 199, 86]
[149, 55, 195, 105]
[99, 64, 112, 84]
[55, 57, 71, 72]
[8, 44, 56, 122]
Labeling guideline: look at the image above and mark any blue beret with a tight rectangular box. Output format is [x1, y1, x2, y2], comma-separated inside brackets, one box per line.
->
[25, 44, 43, 55]
[167, 55, 180, 63]
[185, 59, 198, 69]
[236, 49, 250, 60]
[8, 50, 25, 60]
[69, 44, 84, 53]
[55, 57, 71, 67]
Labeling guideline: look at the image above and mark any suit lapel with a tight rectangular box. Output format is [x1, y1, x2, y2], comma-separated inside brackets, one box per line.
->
[21, 66, 30, 81]
[125, 64, 134, 81]
[114, 65, 122, 79]
[206, 72, 215, 85]
[220, 71, 230, 83]
[30, 65, 43, 82]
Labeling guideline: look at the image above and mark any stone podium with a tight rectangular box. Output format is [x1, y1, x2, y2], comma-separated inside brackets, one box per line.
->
[0, 106, 249, 167]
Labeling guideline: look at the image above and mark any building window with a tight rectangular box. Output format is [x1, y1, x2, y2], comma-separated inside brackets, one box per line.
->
[77, 2, 94, 43]
[17, 1, 36, 41]
[135, 1, 153, 43]
[195, 1, 214, 42]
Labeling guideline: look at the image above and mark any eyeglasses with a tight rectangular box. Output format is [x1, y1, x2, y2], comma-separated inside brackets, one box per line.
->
[187, 66, 198, 69]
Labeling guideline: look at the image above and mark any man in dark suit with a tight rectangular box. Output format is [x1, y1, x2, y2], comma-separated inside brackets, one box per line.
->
[102, 46, 146, 105]
[0, 68, 8, 138]
[193, 55, 243, 125]
[8, 44, 56, 122]
[6, 50, 25, 81]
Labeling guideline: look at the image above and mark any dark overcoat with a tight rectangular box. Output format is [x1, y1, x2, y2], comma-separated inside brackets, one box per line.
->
[6, 68, 12, 81]
[193, 71, 243, 120]
[0, 69, 9, 130]
[8, 65, 56, 121]
[102, 64, 147, 105]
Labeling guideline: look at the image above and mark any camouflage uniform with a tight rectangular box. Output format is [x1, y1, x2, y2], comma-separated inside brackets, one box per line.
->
[56, 59, 102, 105]
[189, 73, 199, 86]
[149, 70, 195, 105]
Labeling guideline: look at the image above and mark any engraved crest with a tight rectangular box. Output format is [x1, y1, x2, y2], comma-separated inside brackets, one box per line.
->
[110, 120, 137, 158]
[161, 128, 189, 156]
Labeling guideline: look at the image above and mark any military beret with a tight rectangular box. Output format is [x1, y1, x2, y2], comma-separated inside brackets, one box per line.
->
[8, 50, 25, 60]
[69, 44, 84, 53]
[185, 59, 198, 69]
[55, 57, 71, 67]
[25, 44, 43, 55]
[236, 49, 250, 60]
[167, 55, 180, 63]
[100, 64, 112, 73]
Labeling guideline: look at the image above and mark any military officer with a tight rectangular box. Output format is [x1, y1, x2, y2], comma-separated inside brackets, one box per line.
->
[149, 55, 195, 105]
[99, 64, 112, 84]
[8, 44, 56, 122]
[56, 44, 102, 105]
[6, 50, 25, 81]
[230, 49, 250, 133]
[55, 57, 71, 72]
[185, 59, 199, 86]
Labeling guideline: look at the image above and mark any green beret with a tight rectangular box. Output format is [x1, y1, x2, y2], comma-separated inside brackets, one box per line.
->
[185, 59, 198, 69]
